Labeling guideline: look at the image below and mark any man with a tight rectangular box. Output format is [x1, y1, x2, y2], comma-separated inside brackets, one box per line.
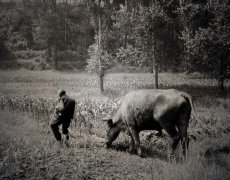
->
[50, 89, 75, 146]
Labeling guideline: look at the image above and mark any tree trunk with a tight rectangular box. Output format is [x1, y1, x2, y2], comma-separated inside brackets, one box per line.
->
[51, 0, 58, 70]
[98, 5, 104, 93]
[154, 62, 159, 89]
[124, 33, 127, 49]
[218, 55, 224, 92]
[54, 40, 58, 70]
[99, 73, 104, 93]
[64, 0, 67, 51]
[47, 41, 51, 62]
[152, 38, 158, 89]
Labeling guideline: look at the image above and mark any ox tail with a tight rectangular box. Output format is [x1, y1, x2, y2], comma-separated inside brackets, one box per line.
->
[181, 92, 197, 119]
[181, 93, 201, 142]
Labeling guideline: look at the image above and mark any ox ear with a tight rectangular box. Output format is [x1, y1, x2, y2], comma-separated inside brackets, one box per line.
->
[107, 119, 113, 128]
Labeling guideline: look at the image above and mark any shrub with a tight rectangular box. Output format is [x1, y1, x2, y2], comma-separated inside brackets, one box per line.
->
[13, 50, 46, 60]
[17, 57, 51, 70]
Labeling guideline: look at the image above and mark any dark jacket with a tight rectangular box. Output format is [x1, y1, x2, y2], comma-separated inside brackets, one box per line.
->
[59, 95, 75, 120]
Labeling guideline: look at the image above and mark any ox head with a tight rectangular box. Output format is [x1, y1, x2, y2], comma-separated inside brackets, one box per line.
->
[104, 119, 121, 148]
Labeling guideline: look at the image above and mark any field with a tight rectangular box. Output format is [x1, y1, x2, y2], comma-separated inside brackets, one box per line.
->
[0, 70, 230, 180]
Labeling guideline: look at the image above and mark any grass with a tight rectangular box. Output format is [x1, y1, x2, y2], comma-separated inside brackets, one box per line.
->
[0, 69, 229, 179]
[0, 111, 229, 179]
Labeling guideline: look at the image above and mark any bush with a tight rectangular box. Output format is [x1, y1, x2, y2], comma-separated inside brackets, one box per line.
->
[13, 50, 46, 60]
[17, 57, 51, 70]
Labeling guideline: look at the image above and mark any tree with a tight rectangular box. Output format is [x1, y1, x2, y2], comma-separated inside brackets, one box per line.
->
[133, 3, 171, 88]
[87, 0, 114, 93]
[86, 39, 113, 74]
[179, 1, 229, 91]
[0, 8, 33, 51]
[33, 0, 94, 69]
[178, 1, 215, 72]
[183, 2, 229, 91]
[111, 2, 135, 49]
[110, 1, 181, 88]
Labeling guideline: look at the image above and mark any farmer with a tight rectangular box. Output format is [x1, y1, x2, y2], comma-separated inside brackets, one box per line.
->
[50, 89, 75, 146]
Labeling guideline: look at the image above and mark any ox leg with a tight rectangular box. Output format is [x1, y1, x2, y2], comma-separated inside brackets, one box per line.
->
[177, 113, 190, 160]
[180, 137, 189, 161]
[170, 135, 181, 161]
[128, 134, 135, 154]
[160, 123, 180, 161]
[129, 127, 142, 156]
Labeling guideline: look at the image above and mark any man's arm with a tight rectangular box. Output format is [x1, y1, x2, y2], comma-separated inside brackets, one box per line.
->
[55, 98, 65, 112]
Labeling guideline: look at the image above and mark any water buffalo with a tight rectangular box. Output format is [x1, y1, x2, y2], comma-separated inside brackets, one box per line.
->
[104, 89, 195, 159]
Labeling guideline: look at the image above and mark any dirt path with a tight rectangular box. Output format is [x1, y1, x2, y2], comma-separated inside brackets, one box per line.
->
[0, 111, 229, 180]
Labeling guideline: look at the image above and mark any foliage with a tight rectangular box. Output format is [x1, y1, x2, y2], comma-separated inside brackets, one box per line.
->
[111, 2, 181, 70]
[0, 8, 33, 51]
[13, 50, 46, 60]
[181, 2, 230, 74]
[17, 57, 51, 70]
[115, 45, 146, 66]
[85, 41, 114, 74]
[0, 0, 229, 90]
[111, 3, 136, 48]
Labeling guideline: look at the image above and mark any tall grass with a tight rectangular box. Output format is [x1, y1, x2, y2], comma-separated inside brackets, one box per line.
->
[0, 94, 229, 140]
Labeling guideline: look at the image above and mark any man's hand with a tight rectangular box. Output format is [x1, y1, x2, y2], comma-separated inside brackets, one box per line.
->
[55, 99, 64, 112]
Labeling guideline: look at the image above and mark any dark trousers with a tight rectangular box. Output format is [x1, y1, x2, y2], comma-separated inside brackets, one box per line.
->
[50, 116, 71, 141]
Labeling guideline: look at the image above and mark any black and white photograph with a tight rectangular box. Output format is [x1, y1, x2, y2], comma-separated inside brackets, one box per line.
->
[0, 0, 229, 179]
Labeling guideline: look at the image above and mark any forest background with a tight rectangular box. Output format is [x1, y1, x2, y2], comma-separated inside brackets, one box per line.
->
[0, 0, 229, 92]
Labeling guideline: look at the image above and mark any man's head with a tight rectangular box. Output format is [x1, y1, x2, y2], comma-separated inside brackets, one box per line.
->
[58, 89, 66, 98]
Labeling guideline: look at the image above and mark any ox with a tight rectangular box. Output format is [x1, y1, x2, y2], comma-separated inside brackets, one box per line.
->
[104, 89, 195, 160]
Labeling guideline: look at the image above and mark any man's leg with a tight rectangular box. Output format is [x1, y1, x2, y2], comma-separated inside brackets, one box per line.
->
[62, 118, 71, 146]
[50, 117, 63, 142]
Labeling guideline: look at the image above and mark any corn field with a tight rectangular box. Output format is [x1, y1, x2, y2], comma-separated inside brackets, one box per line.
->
[0, 94, 229, 141]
